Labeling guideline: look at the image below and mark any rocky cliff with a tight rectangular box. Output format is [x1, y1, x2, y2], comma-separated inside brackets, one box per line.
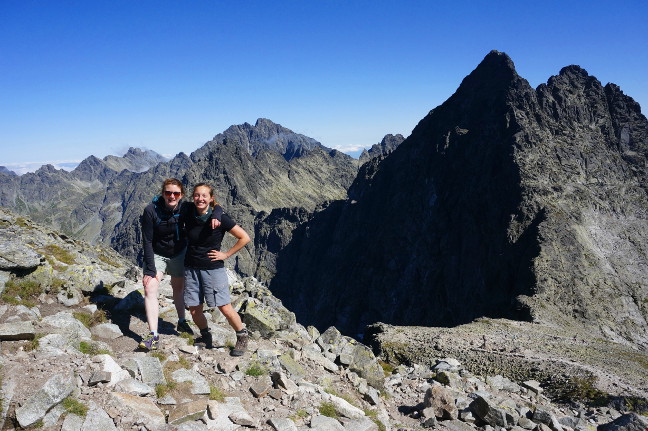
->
[270, 51, 648, 348]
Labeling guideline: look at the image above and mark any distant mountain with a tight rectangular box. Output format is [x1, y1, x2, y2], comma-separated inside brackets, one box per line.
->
[103, 147, 168, 173]
[269, 51, 648, 348]
[0, 166, 17, 176]
[358, 134, 405, 165]
[0, 120, 359, 282]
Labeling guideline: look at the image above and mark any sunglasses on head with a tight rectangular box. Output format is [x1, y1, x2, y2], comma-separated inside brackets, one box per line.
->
[164, 191, 182, 197]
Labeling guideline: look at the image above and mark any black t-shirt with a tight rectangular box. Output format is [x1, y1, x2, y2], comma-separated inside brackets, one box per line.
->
[185, 211, 237, 269]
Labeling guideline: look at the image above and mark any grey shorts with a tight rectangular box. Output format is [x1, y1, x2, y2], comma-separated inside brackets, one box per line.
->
[152, 248, 186, 278]
[184, 267, 230, 307]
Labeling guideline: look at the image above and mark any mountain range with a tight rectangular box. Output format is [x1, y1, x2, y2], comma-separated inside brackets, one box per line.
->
[1, 51, 646, 353]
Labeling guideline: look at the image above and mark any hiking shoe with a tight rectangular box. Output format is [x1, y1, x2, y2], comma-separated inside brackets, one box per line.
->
[231, 330, 248, 357]
[199, 329, 213, 349]
[176, 319, 194, 335]
[139, 332, 159, 351]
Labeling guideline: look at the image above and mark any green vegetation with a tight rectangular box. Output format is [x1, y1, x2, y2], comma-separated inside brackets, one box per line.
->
[15, 217, 30, 228]
[24, 333, 44, 352]
[318, 402, 338, 418]
[379, 360, 396, 376]
[559, 375, 608, 405]
[78, 341, 110, 356]
[1, 278, 44, 307]
[364, 409, 386, 431]
[245, 361, 267, 377]
[97, 251, 120, 268]
[155, 381, 177, 398]
[291, 409, 309, 420]
[41, 244, 76, 265]
[150, 351, 167, 362]
[179, 332, 194, 345]
[62, 397, 88, 417]
[209, 385, 226, 402]
[73, 310, 108, 328]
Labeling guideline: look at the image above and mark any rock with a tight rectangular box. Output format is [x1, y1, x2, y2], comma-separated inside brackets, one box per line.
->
[241, 297, 296, 338]
[61, 413, 84, 431]
[324, 392, 365, 419]
[598, 413, 648, 431]
[268, 417, 299, 431]
[168, 399, 208, 425]
[534, 406, 564, 431]
[114, 377, 155, 396]
[250, 376, 274, 398]
[0, 321, 35, 341]
[0, 238, 41, 269]
[42, 311, 92, 340]
[206, 397, 252, 430]
[522, 380, 544, 395]
[470, 394, 519, 427]
[15, 372, 76, 427]
[134, 356, 166, 386]
[310, 414, 345, 430]
[96, 354, 130, 386]
[278, 352, 307, 378]
[172, 368, 211, 395]
[110, 392, 166, 427]
[424, 384, 459, 420]
[90, 323, 123, 339]
[89, 371, 112, 385]
[82, 405, 118, 430]
[347, 343, 385, 389]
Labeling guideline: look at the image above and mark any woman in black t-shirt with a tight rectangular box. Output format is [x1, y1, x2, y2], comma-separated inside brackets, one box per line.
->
[184, 183, 251, 356]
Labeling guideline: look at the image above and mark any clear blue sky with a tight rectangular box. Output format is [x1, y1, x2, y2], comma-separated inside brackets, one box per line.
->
[1, 1, 646, 174]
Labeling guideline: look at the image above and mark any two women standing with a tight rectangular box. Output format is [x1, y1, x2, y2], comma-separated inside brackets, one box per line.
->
[140, 179, 249, 355]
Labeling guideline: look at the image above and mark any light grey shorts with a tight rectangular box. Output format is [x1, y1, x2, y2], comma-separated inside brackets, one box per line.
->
[152, 248, 186, 278]
[184, 267, 230, 307]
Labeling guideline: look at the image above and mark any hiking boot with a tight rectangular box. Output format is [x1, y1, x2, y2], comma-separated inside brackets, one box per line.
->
[176, 319, 194, 335]
[231, 330, 248, 357]
[139, 332, 159, 351]
[199, 329, 213, 349]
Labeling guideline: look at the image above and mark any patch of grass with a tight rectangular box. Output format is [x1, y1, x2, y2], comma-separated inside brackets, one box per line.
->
[33, 419, 44, 428]
[78, 341, 110, 356]
[97, 252, 119, 268]
[62, 397, 88, 417]
[15, 217, 30, 228]
[24, 333, 44, 352]
[1, 278, 43, 306]
[179, 332, 194, 345]
[379, 360, 396, 376]
[209, 385, 226, 402]
[41, 244, 76, 265]
[155, 381, 177, 398]
[73, 310, 108, 328]
[560, 375, 609, 405]
[318, 402, 338, 418]
[50, 277, 67, 293]
[245, 362, 267, 377]
[150, 352, 167, 362]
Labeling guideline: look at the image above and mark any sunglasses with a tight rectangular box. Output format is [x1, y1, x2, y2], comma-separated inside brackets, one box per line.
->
[164, 191, 182, 197]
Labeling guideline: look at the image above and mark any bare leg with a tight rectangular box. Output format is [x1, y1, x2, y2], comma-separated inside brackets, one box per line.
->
[218, 303, 244, 332]
[171, 276, 186, 320]
[144, 272, 163, 332]
[188, 305, 208, 330]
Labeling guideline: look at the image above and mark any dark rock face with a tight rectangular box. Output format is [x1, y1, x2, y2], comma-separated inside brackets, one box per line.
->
[358, 134, 405, 165]
[0, 166, 17, 176]
[270, 51, 648, 347]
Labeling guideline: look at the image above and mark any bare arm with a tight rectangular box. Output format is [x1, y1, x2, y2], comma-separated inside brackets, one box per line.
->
[207, 225, 250, 261]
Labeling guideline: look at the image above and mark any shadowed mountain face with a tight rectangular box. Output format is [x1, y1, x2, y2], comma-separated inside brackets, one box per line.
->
[270, 51, 648, 346]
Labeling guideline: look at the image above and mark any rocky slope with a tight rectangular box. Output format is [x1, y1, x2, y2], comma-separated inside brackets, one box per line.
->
[2, 208, 647, 431]
[358, 134, 405, 165]
[269, 51, 648, 349]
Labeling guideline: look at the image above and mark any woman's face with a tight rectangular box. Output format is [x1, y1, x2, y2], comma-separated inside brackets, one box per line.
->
[163, 184, 183, 209]
[193, 186, 214, 214]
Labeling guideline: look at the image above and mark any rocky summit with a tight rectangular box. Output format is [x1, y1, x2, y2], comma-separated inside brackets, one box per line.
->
[2, 208, 647, 430]
[269, 51, 648, 350]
